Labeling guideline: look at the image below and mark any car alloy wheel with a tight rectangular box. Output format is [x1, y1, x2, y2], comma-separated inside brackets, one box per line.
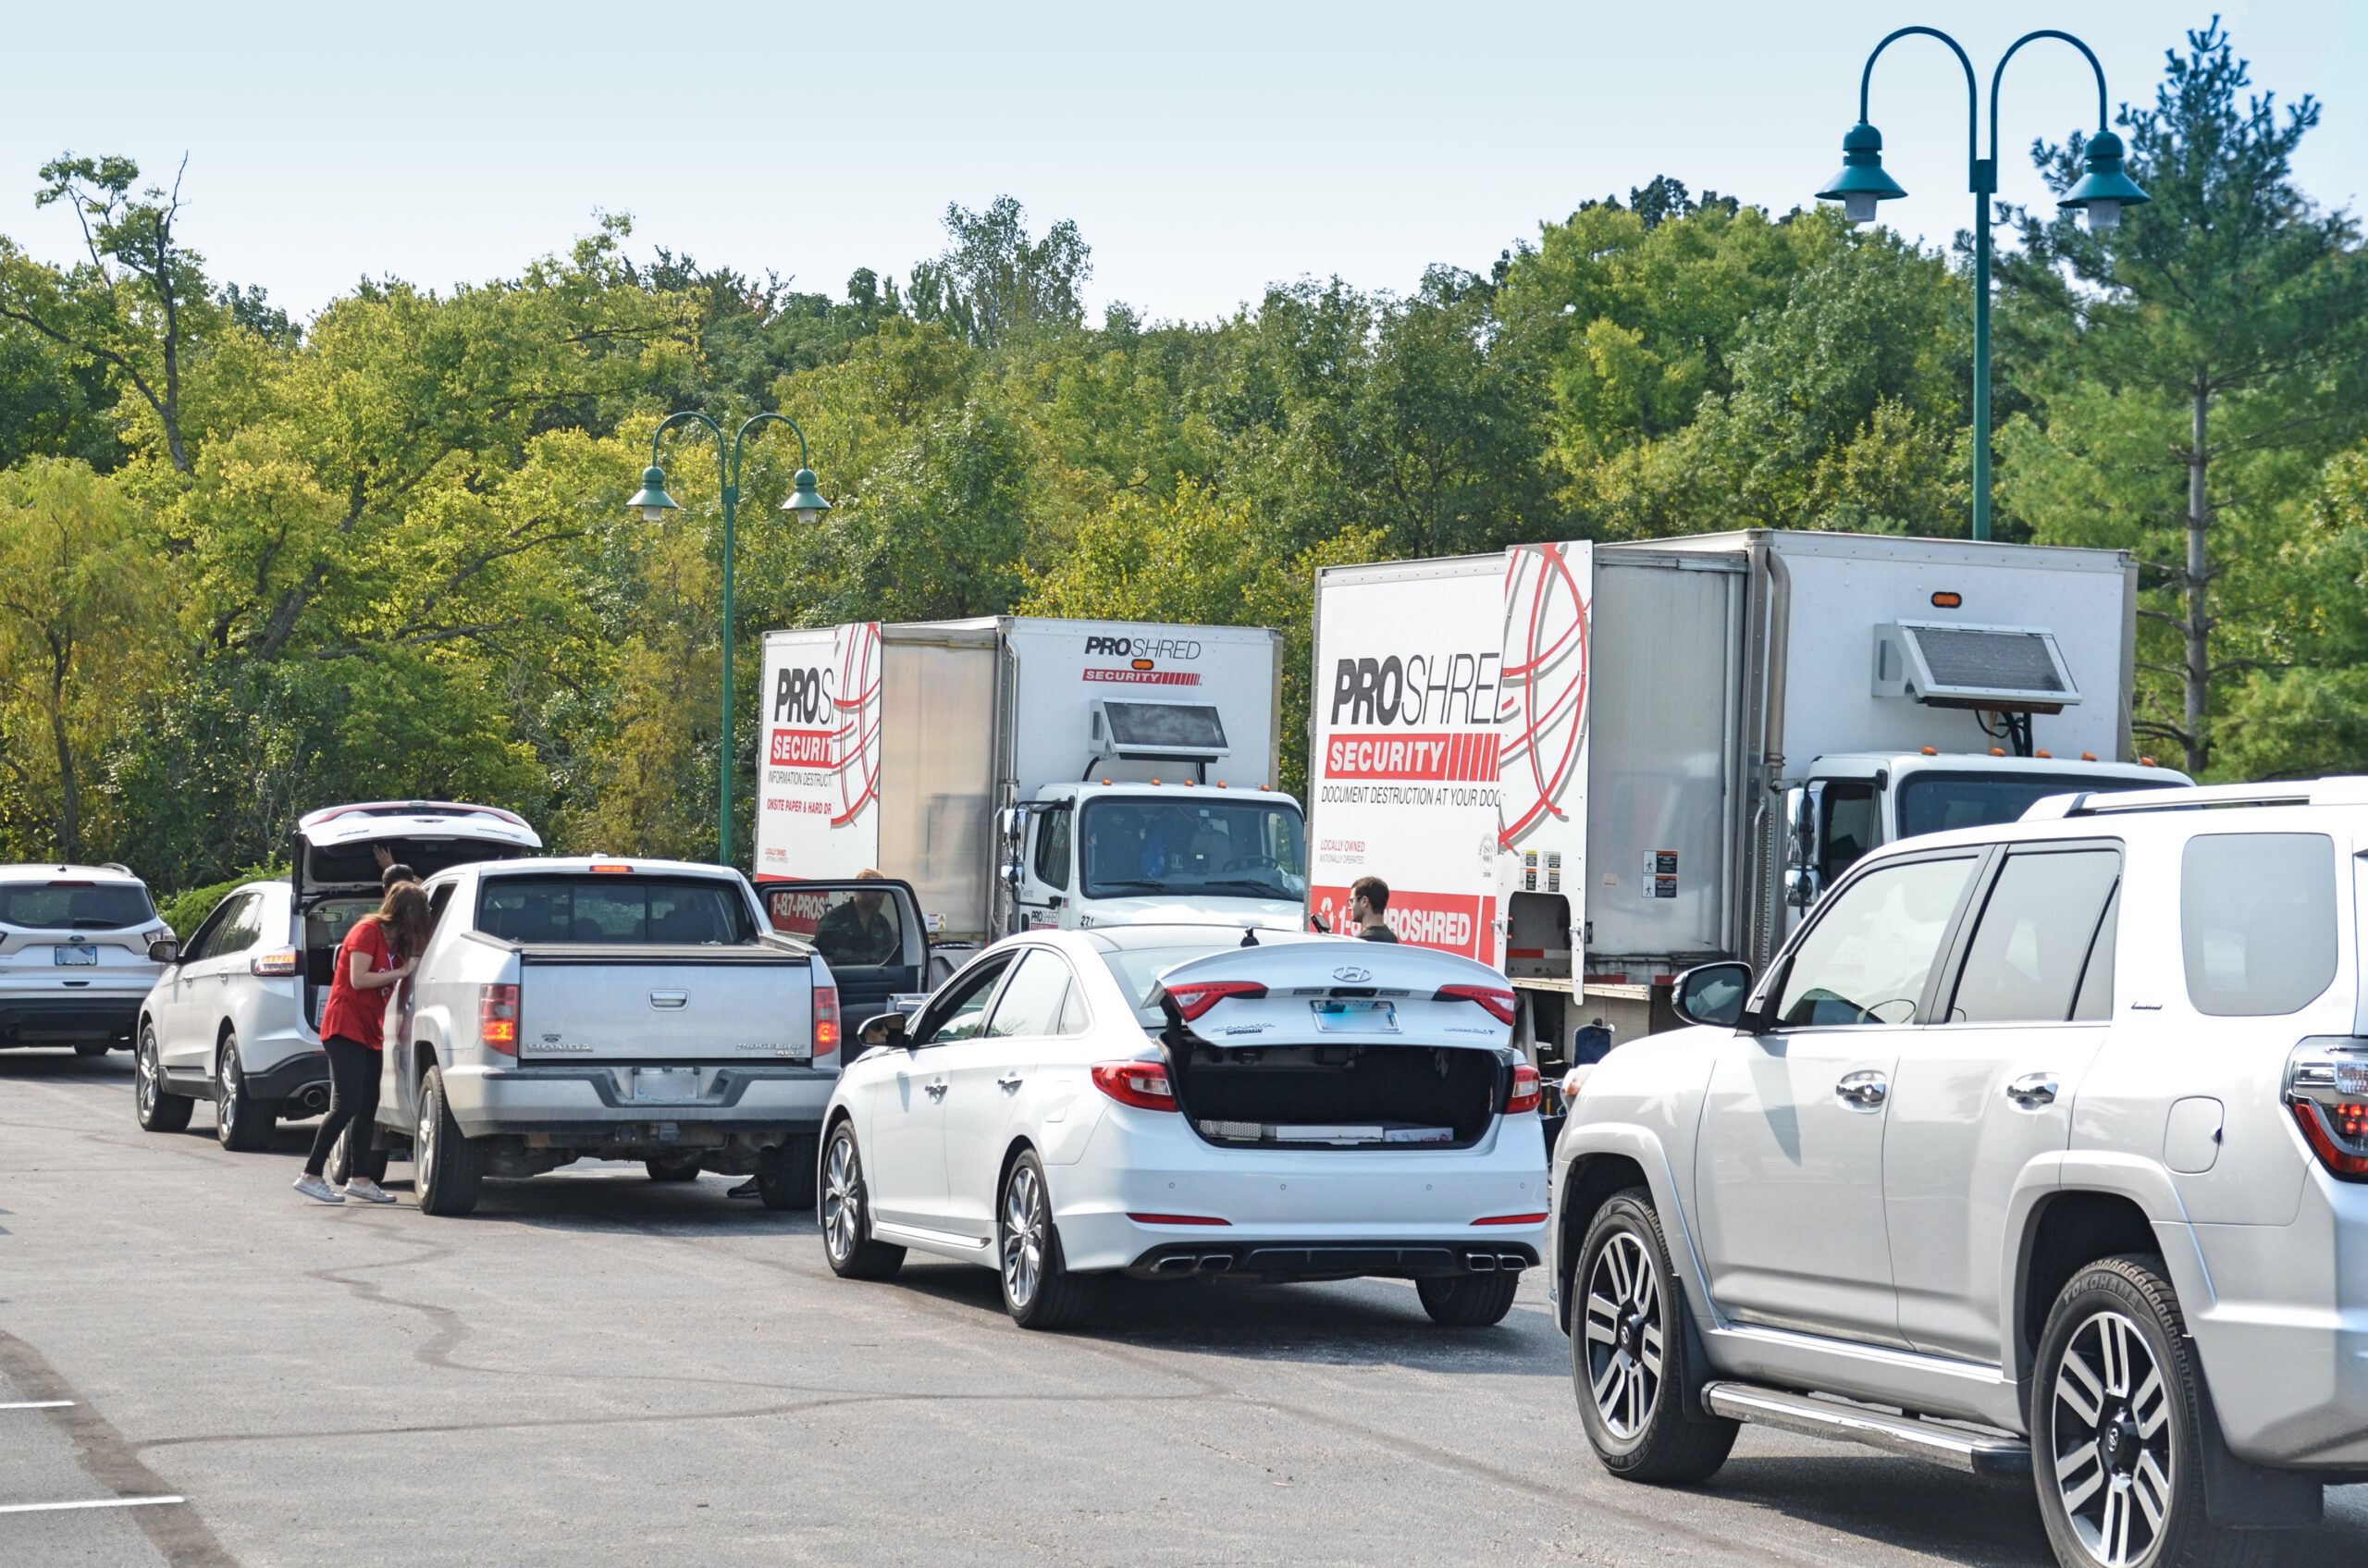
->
[136, 1040, 159, 1119]
[2049, 1307, 2175, 1565]
[1583, 1230, 1664, 1439]
[822, 1131, 862, 1265]
[416, 1098, 438, 1196]
[1001, 1161, 1047, 1311]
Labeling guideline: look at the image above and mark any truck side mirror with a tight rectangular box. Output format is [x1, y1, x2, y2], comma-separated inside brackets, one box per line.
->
[1784, 866, 1821, 908]
[1671, 961, 1754, 1030]
[995, 807, 1025, 841]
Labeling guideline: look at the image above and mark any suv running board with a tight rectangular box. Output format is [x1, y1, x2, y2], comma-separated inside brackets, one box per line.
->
[1701, 1382, 2030, 1477]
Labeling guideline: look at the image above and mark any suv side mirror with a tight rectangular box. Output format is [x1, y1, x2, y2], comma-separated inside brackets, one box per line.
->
[148, 938, 179, 964]
[1671, 961, 1754, 1030]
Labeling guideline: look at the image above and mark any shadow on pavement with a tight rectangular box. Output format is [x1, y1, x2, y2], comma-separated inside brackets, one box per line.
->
[0, 1046, 133, 1081]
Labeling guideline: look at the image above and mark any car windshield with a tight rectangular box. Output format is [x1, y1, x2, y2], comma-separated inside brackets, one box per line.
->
[1096, 942, 1255, 1028]
[0, 882, 155, 931]
[475, 876, 758, 945]
[1078, 798, 1306, 902]
[1896, 772, 2151, 839]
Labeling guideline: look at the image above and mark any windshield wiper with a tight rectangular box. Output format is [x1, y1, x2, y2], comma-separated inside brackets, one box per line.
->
[1086, 881, 1168, 895]
[1196, 881, 1293, 897]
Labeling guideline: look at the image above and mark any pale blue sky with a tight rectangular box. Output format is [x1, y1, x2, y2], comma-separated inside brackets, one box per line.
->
[4, 1, 2361, 325]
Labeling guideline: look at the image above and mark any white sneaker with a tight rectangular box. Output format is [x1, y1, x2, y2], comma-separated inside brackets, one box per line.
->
[341, 1177, 396, 1205]
[293, 1173, 344, 1204]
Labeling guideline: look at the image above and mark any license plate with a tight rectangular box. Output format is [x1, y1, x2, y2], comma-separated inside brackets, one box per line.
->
[53, 945, 96, 967]
[632, 1067, 700, 1104]
[1311, 999, 1398, 1034]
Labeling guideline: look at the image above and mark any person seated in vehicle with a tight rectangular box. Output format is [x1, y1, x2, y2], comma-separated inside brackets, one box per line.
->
[811, 870, 901, 967]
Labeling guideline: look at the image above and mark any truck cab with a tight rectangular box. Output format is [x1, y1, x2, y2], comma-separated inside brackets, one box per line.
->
[1783, 749, 2192, 907]
[1009, 781, 1309, 935]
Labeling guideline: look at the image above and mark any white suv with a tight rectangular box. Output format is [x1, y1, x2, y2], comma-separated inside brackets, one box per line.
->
[0, 865, 171, 1055]
[1551, 777, 2368, 1568]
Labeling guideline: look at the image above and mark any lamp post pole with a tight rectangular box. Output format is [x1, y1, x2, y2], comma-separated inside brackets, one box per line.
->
[628, 413, 832, 869]
[1817, 27, 2147, 542]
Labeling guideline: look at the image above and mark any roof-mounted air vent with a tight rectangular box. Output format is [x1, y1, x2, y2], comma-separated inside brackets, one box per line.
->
[1873, 622, 2079, 713]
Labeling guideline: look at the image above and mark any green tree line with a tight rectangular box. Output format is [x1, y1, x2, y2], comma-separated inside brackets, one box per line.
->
[0, 21, 2362, 901]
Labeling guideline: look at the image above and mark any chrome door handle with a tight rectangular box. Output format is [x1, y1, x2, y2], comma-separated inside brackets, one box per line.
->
[997, 1073, 1024, 1093]
[2005, 1073, 2060, 1109]
[924, 1080, 947, 1100]
[1835, 1070, 1889, 1110]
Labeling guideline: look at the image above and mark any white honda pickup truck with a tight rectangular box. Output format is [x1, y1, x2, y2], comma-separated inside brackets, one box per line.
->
[364, 857, 839, 1216]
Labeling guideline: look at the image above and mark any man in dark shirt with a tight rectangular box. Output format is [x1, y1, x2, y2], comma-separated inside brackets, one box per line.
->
[1350, 876, 1399, 942]
[811, 870, 901, 968]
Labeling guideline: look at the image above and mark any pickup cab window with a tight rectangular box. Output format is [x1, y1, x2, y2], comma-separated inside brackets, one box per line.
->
[475, 876, 758, 945]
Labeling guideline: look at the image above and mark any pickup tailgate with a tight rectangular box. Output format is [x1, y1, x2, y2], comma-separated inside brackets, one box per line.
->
[513, 945, 815, 1065]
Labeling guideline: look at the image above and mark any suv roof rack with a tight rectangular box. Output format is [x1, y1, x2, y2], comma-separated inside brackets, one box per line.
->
[2023, 775, 2368, 821]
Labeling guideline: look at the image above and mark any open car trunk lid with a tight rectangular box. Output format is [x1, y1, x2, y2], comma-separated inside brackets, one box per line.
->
[293, 800, 542, 902]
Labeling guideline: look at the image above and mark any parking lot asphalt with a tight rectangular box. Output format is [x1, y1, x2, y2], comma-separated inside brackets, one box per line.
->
[6, 1050, 2367, 1568]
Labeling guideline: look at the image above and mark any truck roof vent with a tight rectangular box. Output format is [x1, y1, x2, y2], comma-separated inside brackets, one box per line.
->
[1089, 699, 1231, 761]
[1873, 622, 2080, 713]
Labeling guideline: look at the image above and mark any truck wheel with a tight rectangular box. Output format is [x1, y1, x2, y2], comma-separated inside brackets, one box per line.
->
[998, 1152, 1095, 1329]
[820, 1122, 904, 1280]
[1573, 1188, 1737, 1484]
[135, 1026, 192, 1133]
[755, 1134, 817, 1210]
[2031, 1255, 2272, 1568]
[645, 1155, 702, 1182]
[1417, 1271, 1521, 1327]
[215, 1035, 276, 1152]
[414, 1066, 485, 1216]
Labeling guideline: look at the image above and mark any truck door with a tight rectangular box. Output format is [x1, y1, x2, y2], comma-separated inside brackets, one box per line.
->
[1017, 806, 1071, 931]
[759, 879, 926, 1033]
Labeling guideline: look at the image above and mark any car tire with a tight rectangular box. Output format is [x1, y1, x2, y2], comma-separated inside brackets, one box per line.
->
[1573, 1187, 1737, 1484]
[755, 1134, 818, 1211]
[414, 1065, 485, 1217]
[645, 1155, 702, 1182]
[215, 1035, 275, 1152]
[997, 1151, 1094, 1330]
[820, 1122, 905, 1280]
[134, 1026, 192, 1133]
[2030, 1255, 2274, 1568]
[1416, 1270, 1522, 1327]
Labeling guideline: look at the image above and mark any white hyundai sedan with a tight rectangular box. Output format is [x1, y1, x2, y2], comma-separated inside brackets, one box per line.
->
[817, 924, 1549, 1328]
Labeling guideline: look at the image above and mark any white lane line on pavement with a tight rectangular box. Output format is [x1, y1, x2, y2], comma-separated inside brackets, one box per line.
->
[0, 1495, 183, 1515]
[0, 1400, 74, 1410]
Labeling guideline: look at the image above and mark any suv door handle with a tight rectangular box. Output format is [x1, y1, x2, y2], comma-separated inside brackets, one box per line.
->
[924, 1080, 947, 1100]
[2004, 1073, 2060, 1108]
[1835, 1070, 1889, 1110]
[997, 1073, 1024, 1093]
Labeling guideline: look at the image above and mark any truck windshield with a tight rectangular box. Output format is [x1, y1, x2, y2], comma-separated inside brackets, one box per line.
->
[1897, 772, 2146, 838]
[1079, 798, 1307, 903]
[476, 877, 758, 945]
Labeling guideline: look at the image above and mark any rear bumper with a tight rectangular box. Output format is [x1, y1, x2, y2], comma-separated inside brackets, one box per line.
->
[441, 1062, 834, 1145]
[246, 1050, 330, 1111]
[0, 994, 143, 1043]
[1126, 1238, 1540, 1280]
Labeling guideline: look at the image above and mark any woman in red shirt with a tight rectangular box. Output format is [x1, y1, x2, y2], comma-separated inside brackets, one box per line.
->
[295, 883, 432, 1204]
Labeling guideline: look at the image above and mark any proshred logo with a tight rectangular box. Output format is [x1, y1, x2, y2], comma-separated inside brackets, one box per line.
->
[769, 728, 833, 766]
[771, 663, 833, 724]
[1327, 652, 1500, 727]
[1324, 733, 1500, 781]
[1085, 635, 1202, 661]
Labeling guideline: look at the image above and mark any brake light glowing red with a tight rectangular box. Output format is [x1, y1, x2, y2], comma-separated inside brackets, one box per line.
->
[589, 862, 633, 873]
[813, 983, 841, 1056]
[1437, 983, 1518, 1025]
[1092, 1060, 1178, 1110]
[1504, 1063, 1541, 1116]
[2292, 1101, 2368, 1179]
[1163, 980, 1266, 1021]
[479, 983, 519, 1054]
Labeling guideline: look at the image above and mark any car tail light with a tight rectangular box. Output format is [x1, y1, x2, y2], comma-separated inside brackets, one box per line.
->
[1127, 1212, 1230, 1226]
[1437, 983, 1518, 1025]
[813, 983, 841, 1057]
[1504, 1063, 1541, 1116]
[479, 984, 519, 1055]
[1163, 980, 1266, 1021]
[1472, 1212, 1548, 1226]
[250, 946, 301, 977]
[1092, 1059, 1178, 1110]
[2288, 1043, 2368, 1180]
[589, 862, 633, 873]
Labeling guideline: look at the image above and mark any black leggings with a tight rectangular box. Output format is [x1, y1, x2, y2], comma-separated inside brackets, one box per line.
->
[305, 1035, 388, 1180]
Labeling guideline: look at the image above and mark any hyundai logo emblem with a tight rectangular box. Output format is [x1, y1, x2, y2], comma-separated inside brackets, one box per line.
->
[1331, 965, 1372, 982]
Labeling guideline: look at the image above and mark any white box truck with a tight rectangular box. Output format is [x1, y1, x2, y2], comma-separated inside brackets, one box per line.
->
[754, 618, 1306, 957]
[1308, 529, 2190, 1066]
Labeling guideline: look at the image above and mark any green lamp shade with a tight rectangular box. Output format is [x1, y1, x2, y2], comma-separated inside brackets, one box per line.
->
[2060, 130, 2149, 232]
[1817, 122, 1908, 225]
[626, 464, 679, 524]
[783, 468, 832, 525]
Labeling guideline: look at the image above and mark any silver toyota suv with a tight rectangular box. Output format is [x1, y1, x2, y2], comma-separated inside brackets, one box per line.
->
[1551, 777, 2368, 1568]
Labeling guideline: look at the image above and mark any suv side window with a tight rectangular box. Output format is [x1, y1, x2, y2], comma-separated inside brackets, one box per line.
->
[216, 895, 265, 957]
[2180, 833, 2337, 1017]
[1033, 808, 1072, 891]
[1946, 847, 2121, 1024]
[180, 895, 244, 962]
[912, 957, 1012, 1046]
[1774, 855, 1980, 1027]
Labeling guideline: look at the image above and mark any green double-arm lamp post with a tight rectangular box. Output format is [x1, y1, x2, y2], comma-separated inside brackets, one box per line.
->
[627, 413, 831, 867]
[1815, 26, 2149, 542]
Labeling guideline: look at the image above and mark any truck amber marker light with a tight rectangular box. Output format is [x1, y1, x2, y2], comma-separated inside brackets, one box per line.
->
[1930, 591, 1963, 608]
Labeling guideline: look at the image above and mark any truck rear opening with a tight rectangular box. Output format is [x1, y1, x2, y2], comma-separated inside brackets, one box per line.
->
[1166, 1039, 1504, 1149]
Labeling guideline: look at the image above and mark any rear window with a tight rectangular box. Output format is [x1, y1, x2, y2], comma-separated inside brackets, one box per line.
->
[0, 882, 154, 931]
[1096, 942, 1250, 1026]
[475, 877, 758, 945]
[2180, 833, 2337, 1017]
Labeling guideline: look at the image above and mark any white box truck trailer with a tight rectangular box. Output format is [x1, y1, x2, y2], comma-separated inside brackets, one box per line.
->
[1308, 529, 2190, 1068]
[754, 618, 1307, 957]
